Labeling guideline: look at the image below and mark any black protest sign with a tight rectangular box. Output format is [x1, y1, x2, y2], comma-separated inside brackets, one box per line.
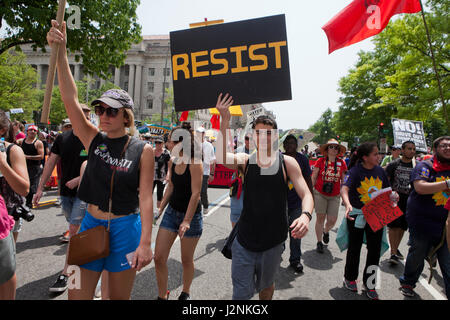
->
[170, 14, 291, 112]
[391, 118, 427, 152]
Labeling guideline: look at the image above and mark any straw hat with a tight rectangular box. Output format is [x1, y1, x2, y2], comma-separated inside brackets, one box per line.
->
[320, 139, 346, 156]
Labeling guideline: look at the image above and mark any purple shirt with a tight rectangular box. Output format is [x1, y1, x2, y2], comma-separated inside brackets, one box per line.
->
[343, 162, 390, 209]
[406, 158, 450, 236]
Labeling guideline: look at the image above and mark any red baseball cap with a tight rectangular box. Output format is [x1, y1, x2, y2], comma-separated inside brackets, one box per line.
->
[27, 125, 38, 132]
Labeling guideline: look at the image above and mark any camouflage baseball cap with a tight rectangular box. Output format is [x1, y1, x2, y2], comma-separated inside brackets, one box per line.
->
[91, 89, 134, 110]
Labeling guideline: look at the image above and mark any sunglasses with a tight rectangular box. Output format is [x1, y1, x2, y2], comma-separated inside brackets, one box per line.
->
[155, 141, 163, 144]
[328, 145, 339, 150]
[94, 105, 120, 118]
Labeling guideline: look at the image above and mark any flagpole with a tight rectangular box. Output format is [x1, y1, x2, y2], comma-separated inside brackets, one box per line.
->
[419, 0, 449, 132]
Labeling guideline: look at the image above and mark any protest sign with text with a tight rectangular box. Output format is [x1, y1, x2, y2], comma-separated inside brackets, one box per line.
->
[170, 14, 291, 111]
[391, 118, 427, 153]
[362, 188, 404, 232]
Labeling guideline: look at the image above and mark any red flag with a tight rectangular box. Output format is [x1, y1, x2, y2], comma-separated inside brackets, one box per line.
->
[322, 0, 422, 54]
[210, 115, 220, 130]
[179, 111, 189, 122]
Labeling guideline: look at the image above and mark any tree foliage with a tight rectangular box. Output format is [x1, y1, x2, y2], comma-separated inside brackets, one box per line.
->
[1, 0, 142, 78]
[309, 0, 449, 148]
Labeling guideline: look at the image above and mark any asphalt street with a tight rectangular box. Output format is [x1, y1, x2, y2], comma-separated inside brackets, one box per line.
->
[13, 187, 447, 301]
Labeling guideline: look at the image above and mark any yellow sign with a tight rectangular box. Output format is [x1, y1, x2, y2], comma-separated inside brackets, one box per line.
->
[189, 19, 224, 28]
[209, 105, 243, 116]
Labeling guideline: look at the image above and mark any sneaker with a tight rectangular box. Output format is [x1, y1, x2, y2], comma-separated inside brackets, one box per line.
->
[157, 290, 170, 300]
[59, 230, 70, 243]
[399, 284, 416, 297]
[343, 279, 358, 292]
[323, 231, 330, 244]
[396, 249, 404, 260]
[389, 254, 400, 265]
[49, 274, 68, 293]
[178, 292, 190, 300]
[290, 262, 304, 274]
[363, 285, 379, 300]
[316, 241, 324, 254]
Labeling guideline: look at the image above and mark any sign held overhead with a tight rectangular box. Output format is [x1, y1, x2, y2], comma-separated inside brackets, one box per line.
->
[170, 14, 292, 112]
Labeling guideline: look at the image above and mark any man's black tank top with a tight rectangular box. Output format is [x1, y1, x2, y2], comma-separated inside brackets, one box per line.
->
[21, 139, 41, 167]
[169, 161, 201, 213]
[237, 152, 289, 252]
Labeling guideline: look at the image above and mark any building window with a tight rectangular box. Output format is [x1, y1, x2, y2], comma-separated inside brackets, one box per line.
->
[147, 82, 154, 92]
[163, 82, 170, 90]
[164, 68, 171, 77]
[125, 66, 129, 76]
[124, 81, 129, 92]
[147, 99, 153, 109]
[148, 68, 155, 76]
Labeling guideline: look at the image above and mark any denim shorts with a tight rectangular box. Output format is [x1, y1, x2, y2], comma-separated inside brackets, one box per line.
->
[77, 212, 141, 273]
[230, 192, 244, 224]
[231, 238, 284, 300]
[159, 204, 203, 238]
[0, 232, 16, 285]
[61, 196, 87, 225]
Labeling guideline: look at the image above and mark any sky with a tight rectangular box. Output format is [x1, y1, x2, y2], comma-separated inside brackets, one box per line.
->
[136, 0, 375, 130]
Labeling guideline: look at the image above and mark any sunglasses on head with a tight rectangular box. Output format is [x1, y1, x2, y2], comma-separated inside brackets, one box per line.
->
[94, 105, 120, 118]
[328, 145, 339, 150]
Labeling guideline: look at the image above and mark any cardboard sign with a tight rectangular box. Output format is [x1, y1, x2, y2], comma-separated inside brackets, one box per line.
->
[362, 189, 404, 232]
[391, 118, 427, 153]
[170, 14, 291, 111]
[209, 164, 235, 187]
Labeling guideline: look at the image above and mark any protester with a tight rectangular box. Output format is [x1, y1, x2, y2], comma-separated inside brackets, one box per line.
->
[38, 131, 49, 168]
[0, 110, 30, 300]
[384, 140, 416, 265]
[381, 145, 401, 168]
[312, 139, 347, 253]
[283, 135, 313, 273]
[17, 125, 44, 211]
[341, 142, 391, 300]
[196, 126, 216, 215]
[399, 136, 450, 299]
[12, 121, 25, 141]
[154, 122, 203, 300]
[47, 20, 154, 300]
[153, 135, 171, 216]
[33, 104, 91, 293]
[216, 93, 314, 300]
[229, 135, 251, 228]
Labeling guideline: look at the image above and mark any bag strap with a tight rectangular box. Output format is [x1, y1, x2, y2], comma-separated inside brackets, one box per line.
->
[107, 136, 131, 231]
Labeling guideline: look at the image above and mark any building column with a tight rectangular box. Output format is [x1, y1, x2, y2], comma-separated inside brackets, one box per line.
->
[100, 78, 106, 88]
[128, 64, 135, 98]
[74, 64, 81, 81]
[36, 64, 43, 88]
[134, 65, 142, 113]
[114, 67, 120, 86]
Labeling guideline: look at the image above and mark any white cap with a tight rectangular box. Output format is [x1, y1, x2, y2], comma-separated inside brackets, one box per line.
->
[196, 127, 206, 133]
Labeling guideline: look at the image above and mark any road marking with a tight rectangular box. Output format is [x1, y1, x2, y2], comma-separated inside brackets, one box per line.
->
[151, 193, 230, 250]
[399, 261, 446, 300]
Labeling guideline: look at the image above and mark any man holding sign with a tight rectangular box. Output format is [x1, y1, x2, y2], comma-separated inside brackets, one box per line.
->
[399, 136, 450, 299]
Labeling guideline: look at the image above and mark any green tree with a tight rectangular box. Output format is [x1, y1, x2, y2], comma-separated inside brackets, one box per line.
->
[308, 108, 337, 145]
[1, 0, 142, 78]
[0, 50, 40, 121]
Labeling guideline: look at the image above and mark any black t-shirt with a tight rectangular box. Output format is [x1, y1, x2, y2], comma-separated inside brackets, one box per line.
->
[385, 159, 414, 196]
[50, 130, 88, 197]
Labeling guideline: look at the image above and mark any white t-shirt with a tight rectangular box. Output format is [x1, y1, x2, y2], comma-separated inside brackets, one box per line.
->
[202, 140, 216, 176]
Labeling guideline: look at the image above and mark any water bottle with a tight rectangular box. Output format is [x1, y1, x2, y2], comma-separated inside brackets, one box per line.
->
[390, 191, 399, 208]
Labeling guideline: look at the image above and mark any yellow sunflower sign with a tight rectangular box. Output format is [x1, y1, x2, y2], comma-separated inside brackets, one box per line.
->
[357, 177, 383, 204]
[432, 176, 450, 206]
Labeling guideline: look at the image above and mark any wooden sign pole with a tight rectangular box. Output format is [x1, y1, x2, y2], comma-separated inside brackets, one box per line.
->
[40, 0, 67, 124]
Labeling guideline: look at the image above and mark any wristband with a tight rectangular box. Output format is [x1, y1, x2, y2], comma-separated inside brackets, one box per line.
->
[301, 211, 312, 221]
